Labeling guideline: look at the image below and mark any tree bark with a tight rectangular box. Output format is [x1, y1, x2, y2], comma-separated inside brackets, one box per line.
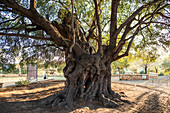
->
[155, 66, 158, 73]
[18, 65, 22, 76]
[144, 64, 148, 74]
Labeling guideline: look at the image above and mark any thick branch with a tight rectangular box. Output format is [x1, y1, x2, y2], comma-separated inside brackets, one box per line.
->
[0, 1, 66, 47]
[110, 0, 120, 47]
[86, 19, 96, 42]
[156, 12, 170, 19]
[70, 0, 75, 53]
[94, 0, 102, 54]
[30, 0, 36, 11]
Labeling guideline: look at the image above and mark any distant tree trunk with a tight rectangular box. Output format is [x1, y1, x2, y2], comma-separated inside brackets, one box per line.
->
[155, 66, 158, 73]
[19, 65, 22, 76]
[144, 64, 147, 74]
[118, 67, 121, 74]
[122, 68, 125, 74]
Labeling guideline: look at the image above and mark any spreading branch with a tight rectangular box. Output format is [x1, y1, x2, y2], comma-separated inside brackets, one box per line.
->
[69, 0, 75, 53]
[111, 0, 163, 46]
[156, 12, 170, 19]
[86, 17, 96, 42]
[30, 0, 36, 11]
[114, 24, 150, 61]
[94, 0, 102, 54]
[112, 1, 169, 59]
[109, 0, 120, 47]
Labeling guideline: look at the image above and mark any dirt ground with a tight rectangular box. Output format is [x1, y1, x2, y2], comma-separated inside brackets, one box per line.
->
[0, 80, 169, 113]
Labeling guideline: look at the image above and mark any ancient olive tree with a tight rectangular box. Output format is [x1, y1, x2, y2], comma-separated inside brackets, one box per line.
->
[0, 0, 169, 108]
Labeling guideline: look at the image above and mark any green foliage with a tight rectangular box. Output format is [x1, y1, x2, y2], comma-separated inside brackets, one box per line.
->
[158, 72, 164, 76]
[15, 67, 27, 74]
[0, 0, 169, 71]
[0, 64, 17, 74]
[21, 67, 27, 74]
[0, 63, 27, 74]
[112, 57, 130, 74]
[133, 45, 160, 69]
[15, 78, 30, 86]
[161, 58, 170, 71]
[140, 70, 145, 74]
[161, 57, 170, 75]
[57, 63, 66, 73]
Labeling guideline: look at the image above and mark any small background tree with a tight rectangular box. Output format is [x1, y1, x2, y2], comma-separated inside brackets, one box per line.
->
[161, 57, 170, 75]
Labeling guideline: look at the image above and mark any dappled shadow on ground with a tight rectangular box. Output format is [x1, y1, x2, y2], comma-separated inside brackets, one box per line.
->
[0, 80, 65, 113]
[133, 93, 170, 113]
[0, 80, 169, 113]
[136, 92, 150, 101]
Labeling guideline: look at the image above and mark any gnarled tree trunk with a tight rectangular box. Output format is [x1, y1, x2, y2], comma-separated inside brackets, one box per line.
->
[63, 51, 120, 107]
[41, 46, 122, 109]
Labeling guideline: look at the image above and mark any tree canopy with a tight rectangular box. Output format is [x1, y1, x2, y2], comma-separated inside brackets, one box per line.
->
[0, 0, 169, 64]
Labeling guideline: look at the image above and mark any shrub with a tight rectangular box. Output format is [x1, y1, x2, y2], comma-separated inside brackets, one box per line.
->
[158, 72, 164, 76]
[15, 78, 30, 86]
[140, 70, 145, 74]
[164, 71, 170, 75]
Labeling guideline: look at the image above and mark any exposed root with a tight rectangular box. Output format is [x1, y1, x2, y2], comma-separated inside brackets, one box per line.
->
[39, 87, 129, 110]
[99, 94, 119, 108]
[39, 91, 66, 107]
